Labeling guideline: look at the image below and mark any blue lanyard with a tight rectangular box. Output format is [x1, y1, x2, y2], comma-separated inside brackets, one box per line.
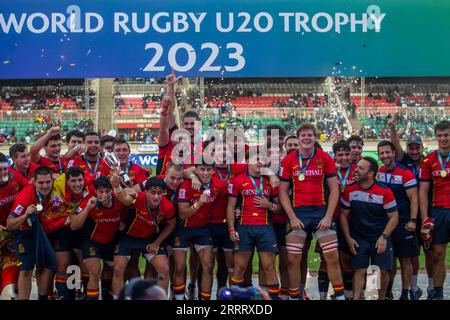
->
[83, 155, 99, 175]
[249, 175, 264, 196]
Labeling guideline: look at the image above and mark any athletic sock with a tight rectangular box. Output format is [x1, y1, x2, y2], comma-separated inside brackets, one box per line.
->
[332, 283, 345, 300]
[101, 279, 112, 300]
[318, 270, 329, 299]
[82, 272, 90, 294]
[289, 287, 300, 300]
[86, 288, 99, 300]
[428, 277, 434, 291]
[200, 291, 211, 300]
[400, 289, 410, 300]
[173, 283, 186, 300]
[433, 287, 443, 299]
[343, 270, 353, 299]
[230, 276, 244, 288]
[55, 276, 70, 300]
[386, 280, 394, 297]
[411, 275, 418, 292]
[267, 284, 280, 300]
[299, 284, 305, 300]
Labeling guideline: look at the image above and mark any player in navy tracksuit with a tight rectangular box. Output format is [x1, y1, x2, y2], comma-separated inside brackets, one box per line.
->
[340, 157, 399, 300]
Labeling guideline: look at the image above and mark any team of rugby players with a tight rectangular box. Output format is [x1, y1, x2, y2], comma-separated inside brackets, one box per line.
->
[0, 74, 450, 300]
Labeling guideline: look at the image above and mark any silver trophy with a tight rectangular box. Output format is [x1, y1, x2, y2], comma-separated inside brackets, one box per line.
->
[104, 151, 131, 186]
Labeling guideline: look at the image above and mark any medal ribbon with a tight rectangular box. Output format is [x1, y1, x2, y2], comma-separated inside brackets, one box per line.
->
[249, 175, 264, 197]
[146, 195, 160, 233]
[215, 165, 231, 181]
[298, 149, 316, 178]
[35, 190, 44, 209]
[337, 166, 351, 191]
[83, 155, 99, 175]
[57, 158, 63, 175]
[437, 151, 450, 174]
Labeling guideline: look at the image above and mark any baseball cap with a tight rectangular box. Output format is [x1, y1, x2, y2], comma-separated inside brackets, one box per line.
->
[407, 135, 423, 146]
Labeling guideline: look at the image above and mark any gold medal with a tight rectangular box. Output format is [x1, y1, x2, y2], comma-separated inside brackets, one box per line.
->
[298, 174, 305, 181]
[36, 204, 43, 212]
[441, 170, 447, 178]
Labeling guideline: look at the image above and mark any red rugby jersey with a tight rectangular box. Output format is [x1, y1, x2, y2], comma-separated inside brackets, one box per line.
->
[210, 164, 246, 224]
[8, 184, 52, 231]
[78, 194, 126, 244]
[420, 150, 450, 208]
[280, 147, 336, 207]
[178, 176, 228, 228]
[0, 173, 29, 225]
[36, 156, 68, 175]
[229, 173, 278, 226]
[8, 162, 39, 182]
[67, 156, 111, 177]
[125, 193, 176, 238]
[124, 162, 148, 186]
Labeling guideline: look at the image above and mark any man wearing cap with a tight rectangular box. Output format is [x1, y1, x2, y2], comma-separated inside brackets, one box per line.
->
[389, 119, 431, 300]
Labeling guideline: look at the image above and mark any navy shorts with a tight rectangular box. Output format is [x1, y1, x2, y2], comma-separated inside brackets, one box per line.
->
[335, 222, 352, 256]
[430, 207, 450, 245]
[351, 234, 394, 270]
[13, 230, 36, 271]
[235, 225, 278, 254]
[82, 239, 115, 262]
[48, 228, 82, 252]
[114, 233, 166, 258]
[209, 223, 233, 251]
[392, 223, 419, 258]
[172, 223, 213, 250]
[292, 206, 336, 236]
[273, 223, 287, 247]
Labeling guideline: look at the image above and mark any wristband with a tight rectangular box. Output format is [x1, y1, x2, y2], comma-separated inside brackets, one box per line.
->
[409, 218, 417, 223]
[229, 227, 236, 233]
[113, 186, 123, 194]
[269, 203, 279, 211]
[382, 233, 390, 240]
[192, 203, 199, 212]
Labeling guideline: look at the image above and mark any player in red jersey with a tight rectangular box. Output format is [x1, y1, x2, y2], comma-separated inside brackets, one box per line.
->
[7, 166, 54, 300]
[315, 140, 358, 300]
[279, 122, 345, 300]
[111, 176, 176, 297]
[0, 153, 28, 299]
[70, 176, 126, 300]
[227, 153, 282, 300]
[67, 132, 111, 182]
[8, 143, 39, 183]
[29, 127, 68, 178]
[173, 162, 228, 300]
[419, 121, 450, 300]
[40, 166, 91, 300]
[348, 136, 364, 166]
[112, 138, 148, 186]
